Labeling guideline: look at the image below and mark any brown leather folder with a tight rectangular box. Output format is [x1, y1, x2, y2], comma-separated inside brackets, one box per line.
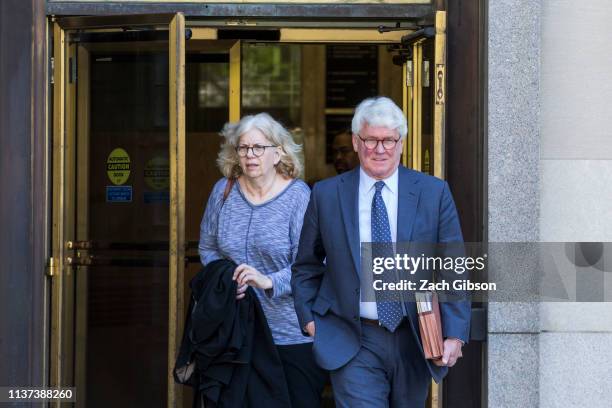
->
[415, 291, 444, 360]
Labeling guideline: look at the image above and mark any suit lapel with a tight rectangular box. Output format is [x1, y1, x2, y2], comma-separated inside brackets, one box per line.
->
[338, 168, 361, 279]
[397, 167, 421, 333]
[397, 166, 421, 243]
[337, 166, 420, 278]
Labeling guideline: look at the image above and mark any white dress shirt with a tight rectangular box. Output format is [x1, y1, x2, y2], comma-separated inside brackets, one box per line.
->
[358, 166, 399, 319]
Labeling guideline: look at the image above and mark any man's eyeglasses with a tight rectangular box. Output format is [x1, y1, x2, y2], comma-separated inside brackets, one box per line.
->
[357, 134, 400, 150]
[236, 144, 276, 157]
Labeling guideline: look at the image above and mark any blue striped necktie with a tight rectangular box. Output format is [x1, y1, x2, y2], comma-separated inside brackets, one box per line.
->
[372, 181, 403, 332]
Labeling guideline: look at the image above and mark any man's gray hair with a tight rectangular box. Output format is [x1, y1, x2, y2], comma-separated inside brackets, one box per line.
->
[217, 112, 303, 179]
[351, 97, 408, 139]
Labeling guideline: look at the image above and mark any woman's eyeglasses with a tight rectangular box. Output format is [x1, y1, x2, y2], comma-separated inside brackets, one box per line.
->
[236, 144, 276, 157]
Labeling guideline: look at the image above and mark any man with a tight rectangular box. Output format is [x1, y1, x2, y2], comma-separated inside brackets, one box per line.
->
[331, 129, 360, 174]
[291, 97, 470, 407]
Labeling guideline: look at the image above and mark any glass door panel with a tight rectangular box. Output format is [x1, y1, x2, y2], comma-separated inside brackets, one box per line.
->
[399, 11, 447, 408]
[183, 41, 235, 408]
[405, 11, 446, 180]
[51, 14, 185, 408]
[184, 38, 235, 258]
[421, 38, 435, 176]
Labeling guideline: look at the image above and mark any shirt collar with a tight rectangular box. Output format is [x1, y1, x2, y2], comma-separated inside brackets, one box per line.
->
[359, 166, 399, 195]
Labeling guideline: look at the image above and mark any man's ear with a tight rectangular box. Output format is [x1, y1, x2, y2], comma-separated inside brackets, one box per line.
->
[352, 134, 359, 152]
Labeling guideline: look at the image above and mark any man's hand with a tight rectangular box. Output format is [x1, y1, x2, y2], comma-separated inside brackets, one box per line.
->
[304, 321, 316, 337]
[432, 338, 463, 367]
[233, 264, 273, 292]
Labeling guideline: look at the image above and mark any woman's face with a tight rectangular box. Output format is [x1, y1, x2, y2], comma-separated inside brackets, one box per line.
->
[237, 129, 280, 180]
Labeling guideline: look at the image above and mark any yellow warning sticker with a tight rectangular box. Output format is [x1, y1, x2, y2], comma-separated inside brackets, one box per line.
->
[106, 148, 131, 185]
[144, 156, 169, 191]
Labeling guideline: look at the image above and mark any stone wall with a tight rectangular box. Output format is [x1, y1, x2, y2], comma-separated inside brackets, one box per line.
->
[488, 0, 612, 406]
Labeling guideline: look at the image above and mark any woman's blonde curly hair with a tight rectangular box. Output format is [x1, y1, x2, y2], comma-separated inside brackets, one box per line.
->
[217, 113, 303, 179]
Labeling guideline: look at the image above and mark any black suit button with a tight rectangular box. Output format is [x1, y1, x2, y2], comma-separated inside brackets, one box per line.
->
[354, 288, 359, 294]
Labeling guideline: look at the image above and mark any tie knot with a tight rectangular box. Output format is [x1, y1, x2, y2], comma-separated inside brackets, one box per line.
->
[375, 180, 386, 193]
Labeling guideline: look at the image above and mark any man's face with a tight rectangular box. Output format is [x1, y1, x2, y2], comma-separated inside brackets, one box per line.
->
[332, 132, 360, 174]
[352, 123, 403, 180]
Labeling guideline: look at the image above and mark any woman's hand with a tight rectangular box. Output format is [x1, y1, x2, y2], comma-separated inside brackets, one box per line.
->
[235, 283, 248, 300]
[233, 264, 273, 294]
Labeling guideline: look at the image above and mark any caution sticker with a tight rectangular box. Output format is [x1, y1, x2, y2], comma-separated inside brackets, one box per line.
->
[106, 186, 132, 203]
[144, 156, 169, 191]
[106, 148, 131, 185]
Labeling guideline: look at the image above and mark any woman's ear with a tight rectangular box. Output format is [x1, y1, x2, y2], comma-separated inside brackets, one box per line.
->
[274, 147, 282, 165]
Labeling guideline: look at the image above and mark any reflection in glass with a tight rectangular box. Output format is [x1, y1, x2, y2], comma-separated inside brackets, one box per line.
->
[67, 32, 170, 408]
[187, 57, 229, 132]
[242, 44, 302, 129]
[421, 40, 435, 175]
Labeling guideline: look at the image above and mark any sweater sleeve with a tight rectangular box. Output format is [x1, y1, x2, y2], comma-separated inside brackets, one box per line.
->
[198, 179, 228, 266]
[265, 183, 311, 298]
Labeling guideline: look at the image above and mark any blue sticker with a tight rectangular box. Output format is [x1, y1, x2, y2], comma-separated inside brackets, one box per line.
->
[106, 186, 132, 202]
[144, 191, 170, 204]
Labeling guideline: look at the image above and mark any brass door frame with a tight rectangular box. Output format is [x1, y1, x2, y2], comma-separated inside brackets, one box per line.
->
[407, 11, 445, 179]
[190, 24, 412, 126]
[229, 40, 242, 122]
[50, 23, 71, 402]
[169, 14, 186, 408]
[192, 25, 415, 168]
[411, 39, 424, 170]
[51, 14, 444, 408]
[51, 13, 186, 408]
[190, 27, 415, 43]
[432, 10, 446, 179]
[411, 11, 447, 408]
[191, 23, 448, 408]
[402, 58, 414, 168]
[74, 43, 90, 407]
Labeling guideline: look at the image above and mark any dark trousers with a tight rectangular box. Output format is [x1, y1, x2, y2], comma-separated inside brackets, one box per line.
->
[329, 320, 431, 408]
[277, 342, 328, 408]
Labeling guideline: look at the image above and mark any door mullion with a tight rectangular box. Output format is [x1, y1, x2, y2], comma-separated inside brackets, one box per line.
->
[74, 43, 91, 408]
[229, 40, 242, 122]
[50, 22, 66, 402]
[168, 12, 186, 408]
[433, 10, 447, 180]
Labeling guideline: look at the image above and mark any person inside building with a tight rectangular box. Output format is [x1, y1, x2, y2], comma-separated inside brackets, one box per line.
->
[198, 112, 327, 408]
[291, 97, 471, 407]
[331, 129, 360, 174]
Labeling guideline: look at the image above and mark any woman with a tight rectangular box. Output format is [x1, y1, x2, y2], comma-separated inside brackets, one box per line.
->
[198, 113, 326, 408]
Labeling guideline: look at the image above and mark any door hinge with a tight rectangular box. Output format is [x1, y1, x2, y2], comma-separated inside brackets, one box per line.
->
[400, 26, 435, 47]
[69, 57, 77, 84]
[47, 257, 57, 277]
[423, 60, 430, 88]
[50, 57, 54, 85]
[435, 64, 445, 105]
[225, 19, 256, 26]
[406, 60, 413, 87]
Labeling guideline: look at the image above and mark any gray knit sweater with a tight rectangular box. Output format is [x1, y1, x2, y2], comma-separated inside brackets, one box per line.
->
[198, 177, 312, 345]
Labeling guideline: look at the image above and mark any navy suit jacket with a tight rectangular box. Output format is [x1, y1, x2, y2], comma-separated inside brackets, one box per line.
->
[291, 165, 471, 383]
